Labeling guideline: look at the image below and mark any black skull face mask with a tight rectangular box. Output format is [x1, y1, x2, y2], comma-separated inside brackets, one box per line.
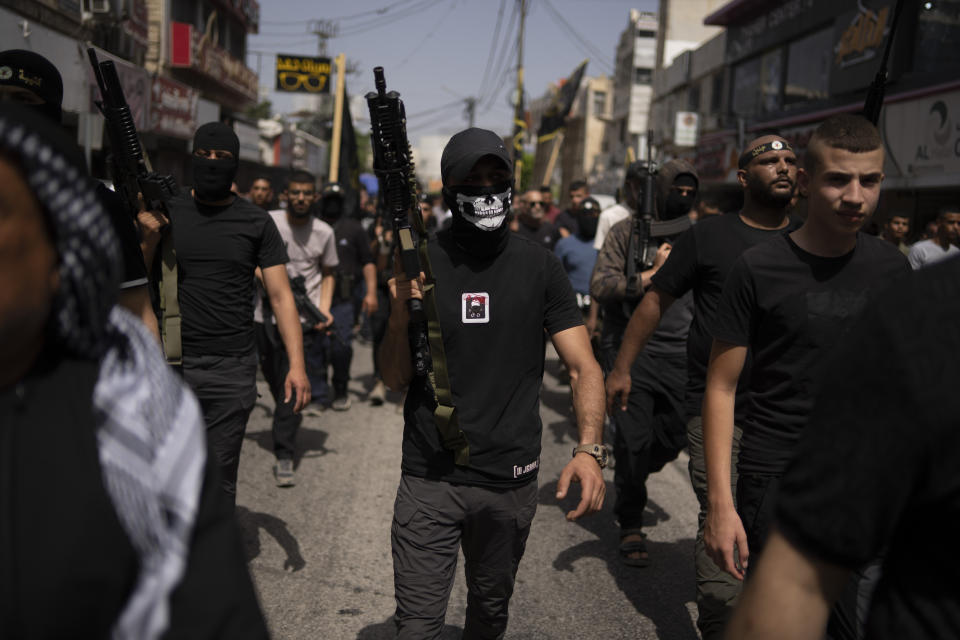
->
[443, 181, 513, 258]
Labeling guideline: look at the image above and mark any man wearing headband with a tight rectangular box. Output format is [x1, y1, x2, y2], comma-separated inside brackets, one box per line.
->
[0, 103, 268, 639]
[140, 121, 310, 507]
[380, 128, 605, 639]
[703, 115, 909, 633]
[603, 133, 799, 636]
[590, 158, 697, 569]
[0, 48, 159, 338]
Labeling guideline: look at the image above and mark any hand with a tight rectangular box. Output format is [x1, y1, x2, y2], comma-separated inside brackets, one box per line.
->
[312, 311, 333, 332]
[652, 242, 672, 269]
[605, 366, 632, 416]
[362, 292, 379, 315]
[284, 366, 311, 412]
[704, 503, 749, 580]
[137, 208, 169, 237]
[556, 452, 605, 521]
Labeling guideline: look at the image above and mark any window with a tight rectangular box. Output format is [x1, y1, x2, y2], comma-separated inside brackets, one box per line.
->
[688, 83, 701, 111]
[732, 57, 761, 117]
[784, 27, 832, 105]
[592, 90, 607, 117]
[636, 29, 656, 38]
[760, 48, 783, 113]
[634, 67, 652, 84]
[913, 0, 960, 73]
[710, 72, 724, 114]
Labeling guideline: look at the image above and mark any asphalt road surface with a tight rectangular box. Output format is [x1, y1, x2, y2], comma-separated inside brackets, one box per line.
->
[237, 338, 702, 640]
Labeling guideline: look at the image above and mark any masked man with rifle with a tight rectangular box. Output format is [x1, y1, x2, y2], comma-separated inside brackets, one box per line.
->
[590, 158, 698, 568]
[381, 127, 606, 639]
[139, 122, 310, 508]
[254, 169, 337, 487]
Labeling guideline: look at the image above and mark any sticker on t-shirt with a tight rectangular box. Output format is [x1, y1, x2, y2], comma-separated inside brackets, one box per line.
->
[462, 292, 490, 323]
[513, 457, 539, 479]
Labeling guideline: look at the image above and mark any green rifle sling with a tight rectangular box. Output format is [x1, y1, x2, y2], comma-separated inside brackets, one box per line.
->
[413, 218, 469, 466]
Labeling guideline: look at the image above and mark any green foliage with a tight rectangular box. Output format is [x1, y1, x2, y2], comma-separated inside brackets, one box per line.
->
[518, 152, 535, 192]
[245, 99, 272, 120]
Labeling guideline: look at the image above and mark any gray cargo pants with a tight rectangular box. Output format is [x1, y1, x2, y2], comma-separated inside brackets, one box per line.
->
[391, 473, 538, 640]
[687, 415, 743, 640]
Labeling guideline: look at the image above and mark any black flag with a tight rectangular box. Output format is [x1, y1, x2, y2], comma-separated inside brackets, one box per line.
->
[537, 60, 588, 142]
[338, 82, 361, 218]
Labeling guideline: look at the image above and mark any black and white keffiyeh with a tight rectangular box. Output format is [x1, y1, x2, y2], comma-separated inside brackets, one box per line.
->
[0, 105, 206, 640]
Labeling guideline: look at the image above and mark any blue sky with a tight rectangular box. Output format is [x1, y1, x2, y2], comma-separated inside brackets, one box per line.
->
[245, 0, 656, 145]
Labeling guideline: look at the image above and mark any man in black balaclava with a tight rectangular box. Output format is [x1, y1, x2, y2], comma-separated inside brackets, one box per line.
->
[139, 121, 310, 508]
[590, 158, 698, 569]
[313, 181, 378, 411]
[380, 127, 606, 639]
[0, 49, 161, 338]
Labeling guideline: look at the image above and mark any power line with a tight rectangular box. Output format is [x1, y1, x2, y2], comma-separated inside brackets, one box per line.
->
[335, 0, 446, 37]
[395, 0, 461, 67]
[260, 0, 423, 25]
[475, 0, 508, 100]
[478, 1, 521, 112]
[540, 0, 614, 73]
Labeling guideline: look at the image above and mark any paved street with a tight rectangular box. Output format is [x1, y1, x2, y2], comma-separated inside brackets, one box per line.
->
[236, 338, 702, 640]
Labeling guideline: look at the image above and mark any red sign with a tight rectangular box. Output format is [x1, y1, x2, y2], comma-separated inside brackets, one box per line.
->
[149, 76, 198, 140]
[169, 21, 258, 102]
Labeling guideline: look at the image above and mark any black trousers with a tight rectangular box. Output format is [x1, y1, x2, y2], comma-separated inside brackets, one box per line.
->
[254, 322, 302, 461]
[182, 351, 258, 508]
[391, 474, 538, 640]
[608, 350, 688, 529]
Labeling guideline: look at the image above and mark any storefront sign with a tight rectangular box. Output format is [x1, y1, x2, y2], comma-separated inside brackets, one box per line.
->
[885, 89, 960, 185]
[122, 0, 149, 46]
[149, 75, 198, 140]
[275, 54, 331, 94]
[169, 21, 258, 102]
[674, 111, 699, 147]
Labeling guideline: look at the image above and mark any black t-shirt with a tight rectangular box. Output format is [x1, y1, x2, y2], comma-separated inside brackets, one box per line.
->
[711, 233, 909, 475]
[514, 219, 561, 251]
[555, 209, 579, 235]
[402, 231, 583, 488]
[168, 193, 288, 356]
[330, 216, 374, 280]
[776, 256, 960, 640]
[96, 183, 149, 289]
[652, 212, 799, 420]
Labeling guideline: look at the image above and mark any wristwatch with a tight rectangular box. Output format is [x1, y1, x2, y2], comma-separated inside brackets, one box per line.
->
[572, 443, 608, 469]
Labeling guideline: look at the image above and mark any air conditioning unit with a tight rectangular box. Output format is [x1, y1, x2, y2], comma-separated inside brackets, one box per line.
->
[88, 0, 111, 13]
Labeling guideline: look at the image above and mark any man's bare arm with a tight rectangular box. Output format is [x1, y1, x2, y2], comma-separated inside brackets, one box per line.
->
[379, 269, 420, 391]
[725, 529, 850, 639]
[552, 325, 606, 521]
[117, 285, 160, 342]
[703, 340, 749, 579]
[605, 285, 675, 414]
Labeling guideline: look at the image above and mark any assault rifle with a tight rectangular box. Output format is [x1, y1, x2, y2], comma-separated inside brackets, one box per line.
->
[365, 66, 469, 466]
[87, 48, 177, 217]
[289, 275, 332, 330]
[365, 67, 430, 378]
[623, 132, 690, 301]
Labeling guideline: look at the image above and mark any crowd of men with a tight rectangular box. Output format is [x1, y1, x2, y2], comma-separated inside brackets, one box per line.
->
[2, 46, 958, 640]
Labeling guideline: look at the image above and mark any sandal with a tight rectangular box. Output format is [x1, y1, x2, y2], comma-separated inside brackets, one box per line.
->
[619, 528, 650, 567]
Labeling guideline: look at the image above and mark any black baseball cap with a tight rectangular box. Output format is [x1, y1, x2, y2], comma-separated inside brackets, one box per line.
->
[0, 50, 63, 122]
[440, 127, 512, 186]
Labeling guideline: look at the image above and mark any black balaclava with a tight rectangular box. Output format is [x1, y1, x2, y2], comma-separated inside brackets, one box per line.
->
[320, 184, 344, 221]
[192, 122, 239, 202]
[575, 197, 601, 241]
[440, 128, 513, 259]
[0, 50, 63, 123]
[664, 173, 697, 220]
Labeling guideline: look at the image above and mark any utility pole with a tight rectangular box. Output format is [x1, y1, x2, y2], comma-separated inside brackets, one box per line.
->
[309, 20, 338, 114]
[511, 0, 527, 187]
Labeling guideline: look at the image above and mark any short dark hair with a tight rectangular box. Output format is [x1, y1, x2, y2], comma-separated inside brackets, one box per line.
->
[287, 169, 316, 189]
[938, 207, 960, 220]
[886, 213, 910, 223]
[250, 175, 272, 187]
[569, 179, 587, 192]
[804, 114, 882, 173]
[539, 185, 552, 194]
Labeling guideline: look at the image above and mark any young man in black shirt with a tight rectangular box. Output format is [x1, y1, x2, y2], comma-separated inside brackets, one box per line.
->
[140, 122, 310, 507]
[381, 128, 605, 640]
[604, 134, 798, 637]
[703, 115, 910, 585]
[726, 256, 960, 639]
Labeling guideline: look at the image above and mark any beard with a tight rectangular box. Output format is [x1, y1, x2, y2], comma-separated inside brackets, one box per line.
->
[749, 176, 795, 208]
